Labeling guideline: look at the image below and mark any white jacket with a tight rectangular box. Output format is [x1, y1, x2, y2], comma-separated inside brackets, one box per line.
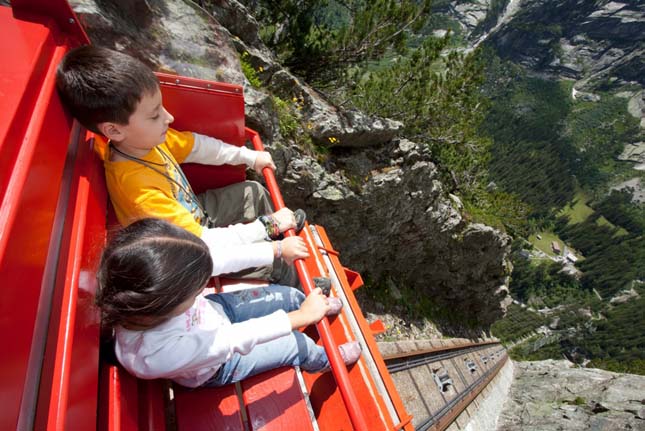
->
[187, 133, 274, 275]
[115, 295, 292, 388]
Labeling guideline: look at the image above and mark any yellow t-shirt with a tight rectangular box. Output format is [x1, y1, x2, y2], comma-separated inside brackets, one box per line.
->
[104, 128, 205, 236]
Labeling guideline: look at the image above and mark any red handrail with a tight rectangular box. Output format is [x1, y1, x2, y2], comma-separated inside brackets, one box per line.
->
[246, 128, 369, 431]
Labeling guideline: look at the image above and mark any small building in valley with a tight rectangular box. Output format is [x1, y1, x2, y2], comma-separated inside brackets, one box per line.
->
[565, 252, 578, 263]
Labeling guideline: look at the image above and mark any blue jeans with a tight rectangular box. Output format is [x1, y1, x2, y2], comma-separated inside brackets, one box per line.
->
[203, 285, 328, 387]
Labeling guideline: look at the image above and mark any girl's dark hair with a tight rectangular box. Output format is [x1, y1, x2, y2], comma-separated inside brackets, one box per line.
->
[96, 219, 213, 329]
[56, 45, 160, 134]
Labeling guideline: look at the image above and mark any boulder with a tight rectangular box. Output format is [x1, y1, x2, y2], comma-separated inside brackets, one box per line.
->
[498, 360, 645, 431]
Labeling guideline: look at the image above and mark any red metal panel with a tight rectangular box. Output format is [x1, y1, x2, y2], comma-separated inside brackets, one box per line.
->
[369, 320, 387, 336]
[242, 367, 315, 431]
[99, 364, 140, 431]
[11, 0, 89, 46]
[137, 379, 168, 431]
[0, 8, 81, 429]
[344, 267, 364, 291]
[158, 74, 247, 193]
[181, 163, 246, 195]
[0, 6, 52, 160]
[175, 383, 244, 431]
[0, 8, 57, 246]
[156, 74, 245, 145]
[33, 131, 104, 430]
[98, 364, 118, 431]
[99, 364, 168, 431]
[302, 372, 353, 431]
[63, 141, 106, 429]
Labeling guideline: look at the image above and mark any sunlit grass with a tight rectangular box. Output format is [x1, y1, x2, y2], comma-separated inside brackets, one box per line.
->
[528, 231, 563, 258]
[559, 191, 594, 224]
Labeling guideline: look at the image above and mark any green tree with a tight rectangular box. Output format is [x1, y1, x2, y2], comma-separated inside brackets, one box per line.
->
[346, 39, 529, 233]
[246, 0, 431, 82]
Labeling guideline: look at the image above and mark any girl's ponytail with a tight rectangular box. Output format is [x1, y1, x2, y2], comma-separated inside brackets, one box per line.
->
[96, 218, 212, 329]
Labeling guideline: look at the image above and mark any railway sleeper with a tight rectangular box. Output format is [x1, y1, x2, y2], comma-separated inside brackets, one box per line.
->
[464, 359, 478, 374]
[432, 368, 454, 393]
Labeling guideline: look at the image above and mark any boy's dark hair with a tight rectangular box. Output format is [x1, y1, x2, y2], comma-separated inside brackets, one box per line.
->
[96, 218, 213, 329]
[56, 45, 159, 134]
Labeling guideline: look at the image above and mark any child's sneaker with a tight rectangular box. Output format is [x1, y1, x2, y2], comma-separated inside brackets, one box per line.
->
[326, 297, 343, 316]
[317, 341, 362, 374]
[338, 341, 362, 366]
[294, 209, 306, 233]
[270, 209, 307, 240]
[314, 276, 332, 296]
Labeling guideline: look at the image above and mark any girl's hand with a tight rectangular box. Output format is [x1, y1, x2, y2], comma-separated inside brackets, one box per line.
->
[288, 288, 329, 329]
[276, 237, 309, 264]
[272, 208, 296, 232]
[253, 151, 276, 173]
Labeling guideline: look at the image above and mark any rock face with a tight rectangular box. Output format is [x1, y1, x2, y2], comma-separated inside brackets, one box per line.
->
[428, 0, 493, 38]
[69, 0, 512, 326]
[279, 139, 512, 325]
[207, 1, 404, 149]
[497, 360, 645, 431]
[483, 0, 644, 91]
[434, 1, 645, 92]
[69, 0, 246, 84]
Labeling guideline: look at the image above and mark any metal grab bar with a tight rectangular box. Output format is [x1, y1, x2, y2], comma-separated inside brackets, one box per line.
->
[246, 128, 369, 431]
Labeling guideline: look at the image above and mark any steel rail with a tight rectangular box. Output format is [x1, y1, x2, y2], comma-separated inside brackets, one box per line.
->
[385, 343, 502, 373]
[246, 128, 370, 431]
[417, 353, 509, 431]
[383, 340, 500, 361]
[384, 341, 507, 431]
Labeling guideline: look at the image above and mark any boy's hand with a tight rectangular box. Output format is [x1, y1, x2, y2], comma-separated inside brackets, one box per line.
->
[253, 151, 276, 174]
[272, 208, 296, 232]
[278, 237, 309, 264]
[288, 288, 329, 328]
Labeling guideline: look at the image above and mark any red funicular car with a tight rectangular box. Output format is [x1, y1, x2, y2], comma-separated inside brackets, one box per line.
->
[0, 1, 412, 430]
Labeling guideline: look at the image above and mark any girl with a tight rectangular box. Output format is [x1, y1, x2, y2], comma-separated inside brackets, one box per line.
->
[96, 218, 361, 388]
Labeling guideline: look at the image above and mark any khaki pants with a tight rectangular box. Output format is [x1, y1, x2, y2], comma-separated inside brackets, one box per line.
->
[199, 180, 273, 227]
[198, 181, 298, 287]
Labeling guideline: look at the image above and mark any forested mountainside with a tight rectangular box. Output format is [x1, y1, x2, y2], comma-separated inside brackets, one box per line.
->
[242, 0, 644, 373]
[431, 0, 644, 374]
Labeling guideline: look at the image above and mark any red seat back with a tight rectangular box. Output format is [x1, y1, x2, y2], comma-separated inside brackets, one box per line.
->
[157, 73, 247, 194]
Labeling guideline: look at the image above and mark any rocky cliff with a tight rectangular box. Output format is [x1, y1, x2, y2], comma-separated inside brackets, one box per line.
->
[438, 0, 645, 92]
[488, 0, 645, 93]
[68, 0, 512, 327]
[498, 360, 645, 430]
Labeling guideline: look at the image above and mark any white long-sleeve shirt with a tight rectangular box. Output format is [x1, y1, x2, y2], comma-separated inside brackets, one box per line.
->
[187, 133, 274, 275]
[184, 133, 257, 167]
[115, 295, 292, 388]
[201, 220, 274, 275]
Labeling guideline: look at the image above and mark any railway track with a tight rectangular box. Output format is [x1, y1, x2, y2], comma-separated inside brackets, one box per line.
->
[380, 340, 508, 431]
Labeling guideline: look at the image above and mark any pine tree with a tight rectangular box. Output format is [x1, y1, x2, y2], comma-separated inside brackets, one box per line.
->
[245, 0, 431, 82]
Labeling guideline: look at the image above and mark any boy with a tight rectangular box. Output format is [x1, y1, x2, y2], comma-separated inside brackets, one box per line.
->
[56, 45, 307, 282]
